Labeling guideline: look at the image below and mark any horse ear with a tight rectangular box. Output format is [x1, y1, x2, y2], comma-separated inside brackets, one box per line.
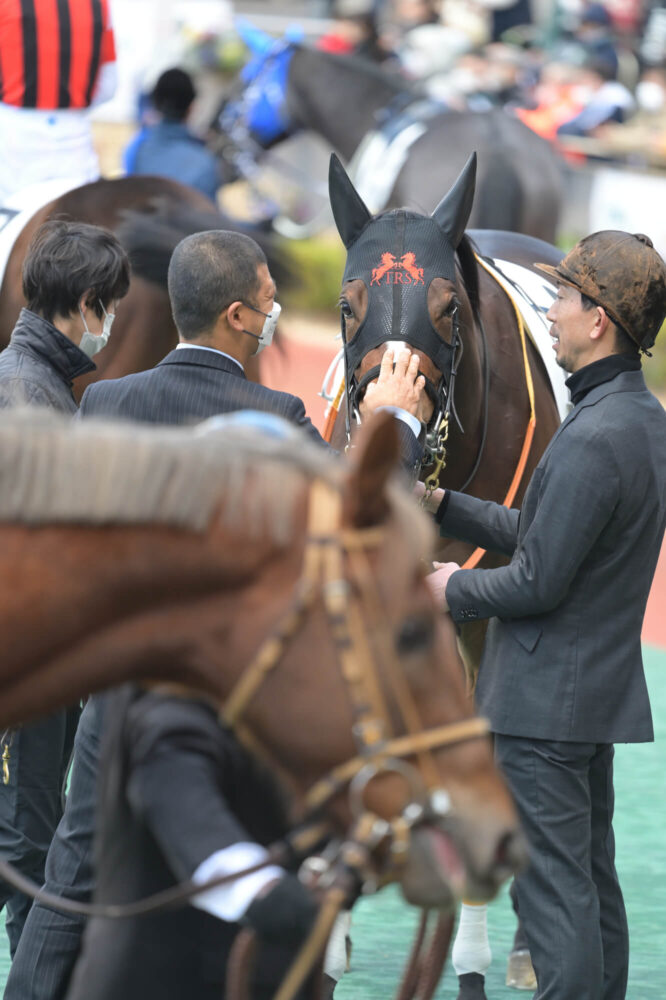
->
[431, 152, 477, 248]
[342, 412, 399, 527]
[234, 18, 276, 56]
[328, 153, 372, 249]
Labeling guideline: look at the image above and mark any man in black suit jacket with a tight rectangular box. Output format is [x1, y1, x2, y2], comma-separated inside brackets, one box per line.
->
[65, 686, 320, 1000]
[425, 231, 666, 1000]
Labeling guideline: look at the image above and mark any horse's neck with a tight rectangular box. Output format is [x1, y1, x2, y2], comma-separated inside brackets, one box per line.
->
[288, 47, 404, 160]
[444, 280, 488, 486]
[0, 523, 276, 728]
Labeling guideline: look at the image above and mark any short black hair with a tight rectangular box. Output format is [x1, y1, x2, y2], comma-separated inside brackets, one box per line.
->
[168, 230, 267, 340]
[580, 291, 638, 355]
[22, 220, 130, 323]
[152, 68, 196, 121]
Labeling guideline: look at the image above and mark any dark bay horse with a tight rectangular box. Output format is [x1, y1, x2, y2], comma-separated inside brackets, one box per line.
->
[0, 177, 287, 398]
[327, 153, 564, 997]
[221, 36, 562, 241]
[0, 411, 525, 934]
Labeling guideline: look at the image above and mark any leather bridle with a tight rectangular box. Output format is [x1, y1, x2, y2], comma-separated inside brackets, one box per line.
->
[222, 476, 489, 845]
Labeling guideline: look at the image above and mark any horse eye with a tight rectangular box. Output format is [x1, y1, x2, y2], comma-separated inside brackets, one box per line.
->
[396, 616, 434, 654]
[339, 300, 353, 318]
[444, 299, 459, 317]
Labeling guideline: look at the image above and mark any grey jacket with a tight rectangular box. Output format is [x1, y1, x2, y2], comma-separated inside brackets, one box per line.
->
[443, 369, 666, 744]
[0, 308, 94, 413]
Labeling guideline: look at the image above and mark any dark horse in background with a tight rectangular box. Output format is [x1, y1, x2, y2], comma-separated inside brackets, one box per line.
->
[219, 32, 562, 242]
[327, 152, 566, 999]
[0, 176, 288, 398]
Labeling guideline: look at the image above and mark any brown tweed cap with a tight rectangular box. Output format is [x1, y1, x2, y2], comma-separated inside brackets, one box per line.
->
[536, 231, 666, 352]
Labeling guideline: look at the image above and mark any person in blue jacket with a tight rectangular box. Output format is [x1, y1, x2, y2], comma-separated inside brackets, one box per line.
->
[124, 67, 223, 204]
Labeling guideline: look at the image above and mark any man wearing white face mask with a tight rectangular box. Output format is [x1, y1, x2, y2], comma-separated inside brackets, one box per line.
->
[0, 220, 130, 413]
[0, 219, 129, 960]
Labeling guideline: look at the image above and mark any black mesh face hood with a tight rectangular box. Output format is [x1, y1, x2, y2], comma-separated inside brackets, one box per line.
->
[329, 151, 477, 391]
[342, 209, 457, 375]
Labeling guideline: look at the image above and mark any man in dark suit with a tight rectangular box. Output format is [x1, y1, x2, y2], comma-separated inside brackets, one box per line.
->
[424, 231, 666, 1000]
[6, 228, 426, 1000]
[77, 228, 429, 471]
[65, 685, 321, 1000]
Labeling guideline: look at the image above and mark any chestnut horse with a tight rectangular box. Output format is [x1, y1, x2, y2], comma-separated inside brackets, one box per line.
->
[0, 412, 524, 976]
[0, 177, 286, 398]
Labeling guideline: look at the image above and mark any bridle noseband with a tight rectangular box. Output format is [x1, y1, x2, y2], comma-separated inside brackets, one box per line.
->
[222, 476, 489, 880]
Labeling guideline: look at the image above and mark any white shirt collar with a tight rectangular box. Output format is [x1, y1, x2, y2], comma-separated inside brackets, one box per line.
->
[175, 342, 244, 372]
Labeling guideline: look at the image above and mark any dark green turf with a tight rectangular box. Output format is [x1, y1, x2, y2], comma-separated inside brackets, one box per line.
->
[2, 647, 664, 997]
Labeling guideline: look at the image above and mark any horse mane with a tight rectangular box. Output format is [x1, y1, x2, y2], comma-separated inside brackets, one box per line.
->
[297, 43, 411, 97]
[456, 234, 480, 316]
[0, 412, 338, 544]
[116, 200, 292, 292]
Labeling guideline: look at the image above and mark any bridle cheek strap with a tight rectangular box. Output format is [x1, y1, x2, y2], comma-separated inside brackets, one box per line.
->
[221, 477, 489, 828]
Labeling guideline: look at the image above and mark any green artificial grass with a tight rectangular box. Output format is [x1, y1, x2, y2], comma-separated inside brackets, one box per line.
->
[1, 647, 664, 996]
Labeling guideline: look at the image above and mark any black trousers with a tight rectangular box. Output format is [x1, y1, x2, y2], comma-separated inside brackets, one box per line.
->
[0, 706, 80, 957]
[4, 697, 103, 999]
[495, 736, 629, 1000]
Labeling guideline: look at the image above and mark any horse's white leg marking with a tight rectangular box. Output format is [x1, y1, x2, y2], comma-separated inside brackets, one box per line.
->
[452, 902, 492, 976]
[324, 911, 352, 982]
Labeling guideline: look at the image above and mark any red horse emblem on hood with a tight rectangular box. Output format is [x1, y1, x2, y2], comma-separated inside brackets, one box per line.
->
[370, 252, 398, 285]
[400, 253, 424, 284]
[369, 251, 425, 286]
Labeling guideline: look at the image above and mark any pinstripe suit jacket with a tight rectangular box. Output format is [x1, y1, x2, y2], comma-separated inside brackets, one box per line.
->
[78, 346, 423, 472]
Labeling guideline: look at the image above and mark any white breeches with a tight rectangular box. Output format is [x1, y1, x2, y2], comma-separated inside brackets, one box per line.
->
[0, 103, 100, 204]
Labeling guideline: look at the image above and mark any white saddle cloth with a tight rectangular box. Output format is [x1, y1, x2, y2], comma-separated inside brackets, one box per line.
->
[483, 258, 570, 422]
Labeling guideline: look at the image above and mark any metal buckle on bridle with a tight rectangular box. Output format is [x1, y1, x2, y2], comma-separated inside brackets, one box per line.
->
[420, 305, 460, 505]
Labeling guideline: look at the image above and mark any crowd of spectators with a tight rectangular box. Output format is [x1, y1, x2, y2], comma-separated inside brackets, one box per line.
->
[315, 0, 666, 165]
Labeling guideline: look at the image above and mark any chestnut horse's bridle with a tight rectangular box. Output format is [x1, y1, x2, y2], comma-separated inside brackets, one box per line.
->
[0, 476, 489, 1000]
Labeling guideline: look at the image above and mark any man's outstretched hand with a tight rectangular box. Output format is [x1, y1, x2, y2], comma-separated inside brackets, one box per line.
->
[359, 348, 430, 423]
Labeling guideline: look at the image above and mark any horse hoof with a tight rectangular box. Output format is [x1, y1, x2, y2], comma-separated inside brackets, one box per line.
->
[456, 972, 487, 999]
[321, 973, 337, 999]
[506, 949, 537, 990]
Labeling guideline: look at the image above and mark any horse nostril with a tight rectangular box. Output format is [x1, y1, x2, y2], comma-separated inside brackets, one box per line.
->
[495, 830, 529, 875]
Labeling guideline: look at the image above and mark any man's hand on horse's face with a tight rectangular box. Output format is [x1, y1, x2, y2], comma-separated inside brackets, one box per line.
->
[426, 561, 461, 613]
[359, 348, 429, 422]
